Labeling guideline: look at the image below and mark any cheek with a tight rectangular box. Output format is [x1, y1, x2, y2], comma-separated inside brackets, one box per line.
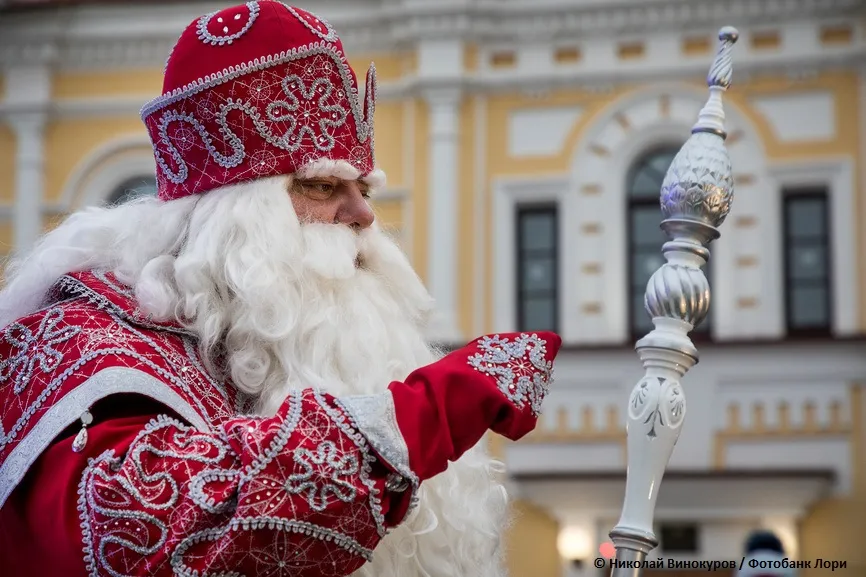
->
[290, 195, 336, 223]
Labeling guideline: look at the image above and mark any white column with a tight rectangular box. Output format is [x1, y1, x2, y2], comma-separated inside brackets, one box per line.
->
[424, 86, 463, 343]
[4, 65, 51, 254]
[10, 112, 47, 253]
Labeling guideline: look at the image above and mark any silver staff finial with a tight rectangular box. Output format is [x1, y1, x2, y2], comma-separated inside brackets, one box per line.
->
[692, 27, 739, 138]
[708, 26, 739, 89]
[608, 26, 739, 577]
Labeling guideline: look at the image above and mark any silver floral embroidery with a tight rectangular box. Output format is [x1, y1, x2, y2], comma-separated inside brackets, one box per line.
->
[141, 44, 371, 143]
[286, 440, 360, 512]
[79, 393, 380, 576]
[196, 1, 260, 46]
[0, 307, 81, 395]
[0, 274, 235, 456]
[467, 333, 554, 417]
[156, 110, 245, 184]
[219, 73, 349, 153]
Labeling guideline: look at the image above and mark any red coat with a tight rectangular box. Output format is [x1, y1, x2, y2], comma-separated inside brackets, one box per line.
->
[0, 270, 560, 576]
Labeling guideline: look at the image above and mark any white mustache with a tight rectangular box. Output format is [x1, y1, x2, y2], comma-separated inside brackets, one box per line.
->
[300, 223, 364, 280]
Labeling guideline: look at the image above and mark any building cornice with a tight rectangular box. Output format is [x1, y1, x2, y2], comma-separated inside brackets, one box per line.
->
[0, 44, 861, 123]
[0, 0, 863, 69]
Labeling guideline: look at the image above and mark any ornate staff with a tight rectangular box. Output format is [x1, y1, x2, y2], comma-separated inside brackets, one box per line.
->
[608, 27, 739, 577]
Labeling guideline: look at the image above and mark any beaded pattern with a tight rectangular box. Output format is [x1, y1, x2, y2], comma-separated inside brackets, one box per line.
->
[145, 44, 375, 196]
[285, 6, 338, 42]
[196, 1, 261, 46]
[141, 1, 377, 201]
[467, 333, 554, 417]
[79, 389, 395, 576]
[0, 271, 246, 463]
[0, 307, 82, 395]
[285, 440, 361, 511]
[0, 269, 415, 575]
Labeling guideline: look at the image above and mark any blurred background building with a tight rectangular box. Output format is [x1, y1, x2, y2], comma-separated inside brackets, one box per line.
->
[1, 1, 865, 576]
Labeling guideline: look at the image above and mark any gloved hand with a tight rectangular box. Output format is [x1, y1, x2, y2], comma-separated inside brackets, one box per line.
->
[385, 330, 561, 482]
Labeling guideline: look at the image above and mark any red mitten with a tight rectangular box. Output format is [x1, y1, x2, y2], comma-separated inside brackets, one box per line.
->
[387, 331, 560, 482]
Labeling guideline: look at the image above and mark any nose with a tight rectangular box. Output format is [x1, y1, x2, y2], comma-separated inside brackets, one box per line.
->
[336, 180, 375, 230]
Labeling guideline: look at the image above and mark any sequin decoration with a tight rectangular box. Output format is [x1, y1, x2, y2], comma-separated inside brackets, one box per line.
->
[0, 307, 81, 395]
[0, 270, 251, 505]
[149, 47, 369, 192]
[286, 440, 360, 511]
[286, 6, 339, 42]
[196, 1, 260, 46]
[467, 333, 554, 417]
[79, 389, 400, 576]
[141, 1, 377, 201]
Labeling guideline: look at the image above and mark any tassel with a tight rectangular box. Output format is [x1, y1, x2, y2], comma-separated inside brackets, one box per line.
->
[71, 410, 94, 453]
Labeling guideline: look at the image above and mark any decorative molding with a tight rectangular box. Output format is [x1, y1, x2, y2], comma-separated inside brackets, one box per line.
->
[568, 83, 750, 344]
[0, 1, 862, 79]
[53, 133, 154, 213]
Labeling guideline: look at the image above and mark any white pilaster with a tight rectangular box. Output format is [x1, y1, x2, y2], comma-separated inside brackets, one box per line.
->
[3, 65, 51, 254]
[416, 35, 464, 344]
[10, 112, 47, 252]
[423, 86, 463, 343]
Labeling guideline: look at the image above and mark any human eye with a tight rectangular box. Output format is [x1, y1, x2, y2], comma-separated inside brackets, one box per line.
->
[300, 181, 335, 199]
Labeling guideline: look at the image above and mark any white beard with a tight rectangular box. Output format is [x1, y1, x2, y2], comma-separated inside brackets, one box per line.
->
[0, 174, 510, 576]
[143, 180, 510, 577]
[253, 223, 510, 577]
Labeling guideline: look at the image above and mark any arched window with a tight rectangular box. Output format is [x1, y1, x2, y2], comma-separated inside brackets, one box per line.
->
[107, 176, 158, 205]
[626, 146, 712, 340]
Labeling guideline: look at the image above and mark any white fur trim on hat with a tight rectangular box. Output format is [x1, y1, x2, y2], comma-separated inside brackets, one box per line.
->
[297, 159, 387, 191]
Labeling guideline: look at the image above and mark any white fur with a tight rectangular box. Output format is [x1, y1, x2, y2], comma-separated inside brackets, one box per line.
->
[0, 175, 510, 577]
[297, 158, 387, 192]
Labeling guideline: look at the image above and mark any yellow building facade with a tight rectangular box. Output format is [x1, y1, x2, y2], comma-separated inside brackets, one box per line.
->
[1, 1, 865, 576]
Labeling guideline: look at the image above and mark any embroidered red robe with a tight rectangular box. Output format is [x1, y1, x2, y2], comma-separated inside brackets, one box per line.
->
[0, 270, 560, 576]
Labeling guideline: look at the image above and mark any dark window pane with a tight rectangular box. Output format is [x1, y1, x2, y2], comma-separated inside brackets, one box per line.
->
[783, 191, 831, 333]
[628, 145, 681, 199]
[631, 252, 663, 290]
[516, 206, 557, 333]
[631, 207, 666, 247]
[630, 169, 661, 198]
[790, 286, 829, 328]
[521, 297, 556, 331]
[786, 197, 826, 238]
[788, 245, 828, 281]
[659, 524, 699, 553]
[627, 146, 711, 338]
[631, 293, 652, 334]
[519, 213, 556, 252]
[521, 257, 556, 292]
[649, 151, 678, 176]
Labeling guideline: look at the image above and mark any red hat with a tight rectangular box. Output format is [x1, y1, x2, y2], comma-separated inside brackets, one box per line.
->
[141, 1, 377, 201]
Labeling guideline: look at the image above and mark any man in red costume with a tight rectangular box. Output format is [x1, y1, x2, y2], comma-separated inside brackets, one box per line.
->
[0, 2, 561, 576]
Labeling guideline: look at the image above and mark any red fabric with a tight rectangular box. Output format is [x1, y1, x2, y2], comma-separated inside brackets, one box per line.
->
[390, 332, 561, 481]
[0, 267, 564, 576]
[142, 1, 376, 201]
[1, 390, 408, 577]
[0, 270, 248, 477]
[0, 398, 172, 577]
